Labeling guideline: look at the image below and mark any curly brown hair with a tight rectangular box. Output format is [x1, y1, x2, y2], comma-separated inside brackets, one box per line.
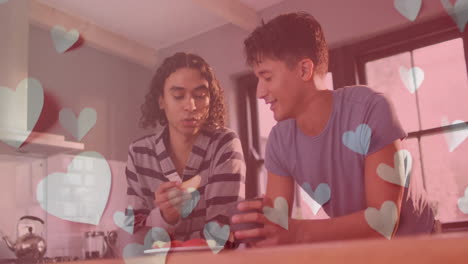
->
[244, 12, 329, 76]
[140, 52, 226, 131]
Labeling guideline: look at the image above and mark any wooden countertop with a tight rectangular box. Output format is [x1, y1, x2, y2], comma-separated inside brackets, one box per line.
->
[68, 232, 468, 264]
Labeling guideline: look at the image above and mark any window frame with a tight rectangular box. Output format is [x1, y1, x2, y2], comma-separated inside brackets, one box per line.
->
[328, 15, 468, 227]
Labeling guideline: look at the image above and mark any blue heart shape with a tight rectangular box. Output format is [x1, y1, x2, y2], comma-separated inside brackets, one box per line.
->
[180, 190, 200, 218]
[302, 183, 331, 206]
[262, 197, 289, 230]
[342, 124, 372, 155]
[203, 221, 230, 253]
[114, 206, 134, 234]
[50, 25, 80, 53]
[123, 243, 145, 259]
[0, 78, 44, 148]
[36, 151, 111, 225]
[441, 0, 468, 32]
[123, 227, 170, 258]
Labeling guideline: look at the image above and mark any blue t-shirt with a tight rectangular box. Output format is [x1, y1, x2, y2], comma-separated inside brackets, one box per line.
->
[265, 85, 434, 236]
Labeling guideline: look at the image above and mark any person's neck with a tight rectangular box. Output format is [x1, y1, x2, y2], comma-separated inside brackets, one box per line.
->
[295, 76, 333, 137]
[168, 128, 198, 174]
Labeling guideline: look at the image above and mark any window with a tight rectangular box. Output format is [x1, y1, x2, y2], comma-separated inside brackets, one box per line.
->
[247, 16, 468, 225]
[355, 18, 468, 224]
[366, 39, 468, 132]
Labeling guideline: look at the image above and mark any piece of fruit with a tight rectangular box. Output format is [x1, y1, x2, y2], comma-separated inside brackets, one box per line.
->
[170, 240, 184, 248]
[181, 238, 208, 247]
[152, 241, 169, 248]
[181, 175, 201, 191]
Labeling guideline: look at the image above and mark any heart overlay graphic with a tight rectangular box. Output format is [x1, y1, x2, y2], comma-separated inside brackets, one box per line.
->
[441, 0, 468, 32]
[394, 0, 422, 21]
[36, 151, 111, 225]
[114, 206, 134, 234]
[458, 186, 468, 214]
[168, 187, 200, 218]
[301, 183, 331, 215]
[377, 149, 412, 187]
[263, 197, 289, 230]
[50, 25, 79, 53]
[181, 190, 200, 218]
[365, 201, 398, 240]
[123, 227, 170, 264]
[0, 78, 44, 148]
[203, 221, 230, 254]
[342, 124, 372, 155]
[59, 108, 97, 141]
[441, 117, 468, 152]
[399, 66, 425, 94]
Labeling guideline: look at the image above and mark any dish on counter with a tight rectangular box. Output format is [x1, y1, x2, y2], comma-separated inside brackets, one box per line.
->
[143, 239, 223, 254]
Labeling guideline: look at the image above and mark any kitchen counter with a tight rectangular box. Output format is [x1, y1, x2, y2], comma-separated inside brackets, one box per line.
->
[56, 232, 468, 264]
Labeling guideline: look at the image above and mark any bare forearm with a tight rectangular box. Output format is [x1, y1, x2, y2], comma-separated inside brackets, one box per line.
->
[290, 210, 394, 243]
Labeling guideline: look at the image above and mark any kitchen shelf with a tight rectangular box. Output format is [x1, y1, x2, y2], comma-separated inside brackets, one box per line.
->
[0, 129, 84, 157]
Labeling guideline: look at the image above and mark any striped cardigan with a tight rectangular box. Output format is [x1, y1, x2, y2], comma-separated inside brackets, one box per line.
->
[125, 125, 246, 241]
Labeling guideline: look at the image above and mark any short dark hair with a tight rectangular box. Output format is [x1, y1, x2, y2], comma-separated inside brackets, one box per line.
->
[140, 52, 226, 131]
[244, 12, 329, 76]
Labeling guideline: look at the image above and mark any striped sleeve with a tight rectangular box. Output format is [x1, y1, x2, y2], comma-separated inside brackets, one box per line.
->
[125, 146, 149, 233]
[204, 131, 246, 226]
[125, 144, 180, 234]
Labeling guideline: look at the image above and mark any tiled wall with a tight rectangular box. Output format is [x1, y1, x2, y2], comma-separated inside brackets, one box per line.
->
[1, 8, 152, 258]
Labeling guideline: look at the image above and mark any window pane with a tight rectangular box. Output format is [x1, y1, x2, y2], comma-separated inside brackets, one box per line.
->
[403, 137, 423, 195]
[366, 52, 420, 132]
[413, 38, 468, 130]
[420, 131, 468, 223]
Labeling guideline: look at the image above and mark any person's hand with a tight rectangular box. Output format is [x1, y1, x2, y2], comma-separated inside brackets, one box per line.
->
[231, 197, 293, 247]
[154, 182, 186, 224]
[134, 213, 147, 226]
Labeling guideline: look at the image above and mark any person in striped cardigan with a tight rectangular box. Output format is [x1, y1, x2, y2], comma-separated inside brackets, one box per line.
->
[124, 52, 245, 245]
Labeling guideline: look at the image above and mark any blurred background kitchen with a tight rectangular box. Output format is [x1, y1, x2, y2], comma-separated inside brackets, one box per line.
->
[1, 0, 468, 262]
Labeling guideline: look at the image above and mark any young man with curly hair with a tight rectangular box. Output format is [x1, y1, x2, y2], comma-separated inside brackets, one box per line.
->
[231, 12, 435, 246]
[124, 52, 245, 244]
